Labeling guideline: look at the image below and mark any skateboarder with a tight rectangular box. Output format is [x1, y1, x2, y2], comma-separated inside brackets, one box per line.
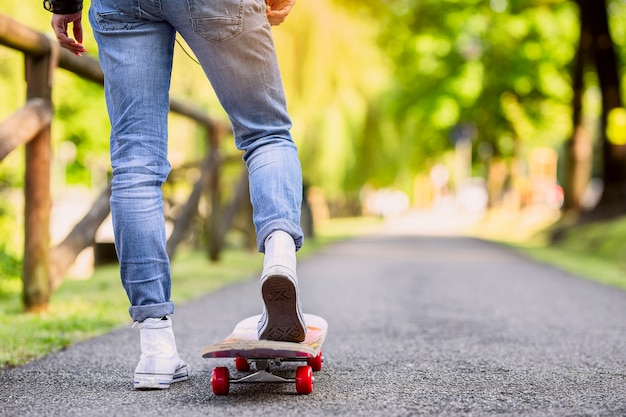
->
[44, 0, 306, 389]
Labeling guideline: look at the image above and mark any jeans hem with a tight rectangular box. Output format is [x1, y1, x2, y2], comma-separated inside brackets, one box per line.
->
[129, 302, 175, 322]
[257, 220, 304, 253]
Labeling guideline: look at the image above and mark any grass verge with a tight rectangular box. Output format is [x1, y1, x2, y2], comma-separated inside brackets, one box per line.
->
[469, 207, 626, 291]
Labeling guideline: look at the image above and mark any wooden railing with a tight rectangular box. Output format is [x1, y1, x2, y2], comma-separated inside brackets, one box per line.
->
[0, 13, 251, 312]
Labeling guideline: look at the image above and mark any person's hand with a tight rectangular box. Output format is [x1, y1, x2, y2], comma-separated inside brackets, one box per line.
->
[265, 0, 295, 26]
[51, 12, 87, 56]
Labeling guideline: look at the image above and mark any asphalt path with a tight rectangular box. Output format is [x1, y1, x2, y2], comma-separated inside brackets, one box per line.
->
[1, 230, 625, 416]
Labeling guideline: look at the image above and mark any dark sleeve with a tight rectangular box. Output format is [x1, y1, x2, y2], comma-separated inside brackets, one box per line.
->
[43, 0, 84, 14]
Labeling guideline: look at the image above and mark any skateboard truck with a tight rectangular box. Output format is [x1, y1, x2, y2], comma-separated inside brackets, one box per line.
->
[211, 357, 318, 395]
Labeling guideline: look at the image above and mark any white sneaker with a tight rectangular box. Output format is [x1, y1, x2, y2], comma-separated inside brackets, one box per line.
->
[257, 231, 306, 342]
[133, 316, 189, 390]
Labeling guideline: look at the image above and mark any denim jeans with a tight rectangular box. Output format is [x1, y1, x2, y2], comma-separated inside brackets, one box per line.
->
[88, 0, 303, 322]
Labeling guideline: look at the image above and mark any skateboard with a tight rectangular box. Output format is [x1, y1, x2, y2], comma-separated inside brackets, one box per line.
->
[201, 313, 327, 395]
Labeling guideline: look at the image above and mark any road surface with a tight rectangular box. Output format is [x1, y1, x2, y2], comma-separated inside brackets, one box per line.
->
[1, 231, 625, 416]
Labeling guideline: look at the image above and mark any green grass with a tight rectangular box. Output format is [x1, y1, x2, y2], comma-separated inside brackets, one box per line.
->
[0, 249, 264, 368]
[0, 216, 383, 369]
[514, 243, 626, 290]
[469, 208, 626, 291]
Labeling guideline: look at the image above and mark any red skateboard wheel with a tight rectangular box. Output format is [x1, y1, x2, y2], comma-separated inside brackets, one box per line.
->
[307, 351, 323, 372]
[295, 366, 313, 395]
[211, 367, 230, 395]
[234, 357, 250, 372]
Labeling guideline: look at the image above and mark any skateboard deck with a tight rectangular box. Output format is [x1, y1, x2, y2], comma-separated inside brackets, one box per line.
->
[202, 313, 327, 395]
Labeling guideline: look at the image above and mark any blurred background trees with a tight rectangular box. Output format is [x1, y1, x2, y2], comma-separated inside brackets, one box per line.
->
[1, 0, 625, 255]
[343, 0, 624, 221]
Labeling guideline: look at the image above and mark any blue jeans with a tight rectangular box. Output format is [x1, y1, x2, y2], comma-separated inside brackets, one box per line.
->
[88, 0, 303, 322]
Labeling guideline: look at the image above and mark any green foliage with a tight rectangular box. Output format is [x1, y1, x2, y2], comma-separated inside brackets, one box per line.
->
[339, 0, 621, 211]
[0, 246, 21, 302]
[0, 245, 20, 281]
[608, 0, 626, 101]
[3, 0, 626, 210]
[0, 196, 22, 294]
[0, 0, 110, 189]
[271, 1, 389, 199]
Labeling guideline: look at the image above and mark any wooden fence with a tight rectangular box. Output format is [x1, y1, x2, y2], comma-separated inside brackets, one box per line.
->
[0, 13, 252, 312]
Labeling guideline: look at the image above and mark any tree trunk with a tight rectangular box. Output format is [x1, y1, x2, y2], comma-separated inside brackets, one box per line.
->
[563, 13, 592, 213]
[578, 0, 625, 219]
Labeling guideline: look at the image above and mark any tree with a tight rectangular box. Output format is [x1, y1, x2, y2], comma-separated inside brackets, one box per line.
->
[343, 0, 579, 202]
[563, 8, 592, 212]
[575, 0, 625, 219]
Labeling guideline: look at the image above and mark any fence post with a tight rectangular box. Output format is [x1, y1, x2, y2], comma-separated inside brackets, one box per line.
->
[22, 43, 56, 312]
[206, 125, 222, 261]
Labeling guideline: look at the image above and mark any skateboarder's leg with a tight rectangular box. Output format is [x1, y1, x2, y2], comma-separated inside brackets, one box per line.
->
[88, 0, 188, 388]
[173, 1, 306, 340]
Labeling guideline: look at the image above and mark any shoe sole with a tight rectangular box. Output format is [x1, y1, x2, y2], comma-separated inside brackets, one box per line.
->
[134, 364, 189, 390]
[259, 275, 306, 342]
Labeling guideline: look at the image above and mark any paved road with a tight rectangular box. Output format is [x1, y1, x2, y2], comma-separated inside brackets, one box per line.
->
[1, 233, 625, 416]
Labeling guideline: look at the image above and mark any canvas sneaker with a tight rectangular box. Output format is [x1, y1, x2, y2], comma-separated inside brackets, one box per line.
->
[257, 268, 306, 342]
[257, 231, 306, 342]
[133, 316, 189, 390]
